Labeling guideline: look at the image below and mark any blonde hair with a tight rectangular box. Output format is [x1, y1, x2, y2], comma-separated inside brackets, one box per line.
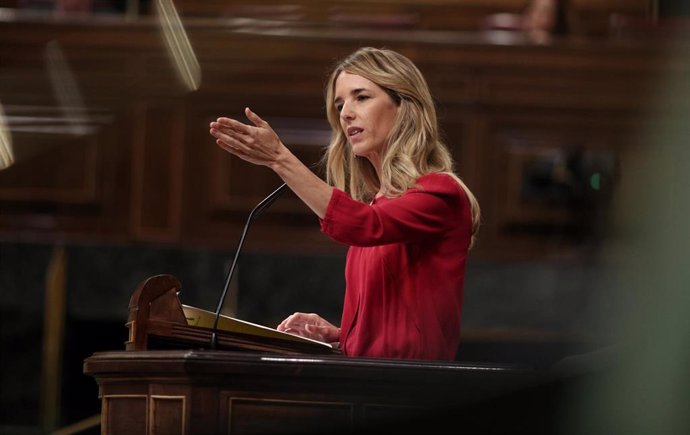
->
[322, 47, 481, 246]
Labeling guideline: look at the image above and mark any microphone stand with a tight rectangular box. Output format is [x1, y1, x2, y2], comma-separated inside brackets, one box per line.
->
[210, 183, 289, 349]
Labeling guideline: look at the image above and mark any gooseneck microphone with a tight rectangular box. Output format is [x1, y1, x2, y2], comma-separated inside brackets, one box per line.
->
[210, 182, 289, 349]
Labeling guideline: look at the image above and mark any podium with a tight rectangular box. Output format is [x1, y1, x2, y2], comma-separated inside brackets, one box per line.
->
[83, 275, 562, 434]
[123, 274, 339, 355]
[83, 350, 557, 434]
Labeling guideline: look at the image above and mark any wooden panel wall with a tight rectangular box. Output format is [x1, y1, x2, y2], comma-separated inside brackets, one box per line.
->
[0, 7, 685, 260]
[170, 0, 652, 35]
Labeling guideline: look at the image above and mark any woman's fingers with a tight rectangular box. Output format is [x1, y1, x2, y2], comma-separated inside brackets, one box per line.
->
[211, 112, 281, 162]
[213, 111, 268, 140]
[212, 130, 251, 156]
[276, 313, 338, 342]
[278, 313, 311, 330]
[211, 128, 249, 151]
[277, 313, 299, 331]
[211, 126, 269, 164]
[284, 313, 307, 329]
[210, 122, 250, 147]
[277, 314, 294, 331]
[245, 107, 267, 128]
[214, 117, 252, 136]
[210, 119, 255, 155]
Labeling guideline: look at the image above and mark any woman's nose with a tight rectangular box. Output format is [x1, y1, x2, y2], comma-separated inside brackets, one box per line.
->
[340, 103, 354, 120]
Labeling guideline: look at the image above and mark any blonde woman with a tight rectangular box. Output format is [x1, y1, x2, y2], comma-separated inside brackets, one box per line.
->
[209, 47, 480, 361]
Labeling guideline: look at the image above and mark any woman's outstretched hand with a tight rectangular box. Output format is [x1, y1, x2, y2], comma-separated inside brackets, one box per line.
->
[210, 107, 286, 168]
[277, 312, 340, 343]
[210, 106, 333, 220]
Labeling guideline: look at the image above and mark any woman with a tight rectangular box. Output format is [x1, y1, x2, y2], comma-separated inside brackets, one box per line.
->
[209, 47, 480, 361]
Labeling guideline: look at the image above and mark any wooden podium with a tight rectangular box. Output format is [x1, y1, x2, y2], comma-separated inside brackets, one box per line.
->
[123, 274, 339, 355]
[84, 275, 561, 434]
[83, 350, 560, 435]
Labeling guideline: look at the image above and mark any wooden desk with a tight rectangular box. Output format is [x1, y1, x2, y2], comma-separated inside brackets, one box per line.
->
[83, 350, 560, 434]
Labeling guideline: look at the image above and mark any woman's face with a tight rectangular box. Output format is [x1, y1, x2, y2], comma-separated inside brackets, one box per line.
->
[334, 71, 399, 166]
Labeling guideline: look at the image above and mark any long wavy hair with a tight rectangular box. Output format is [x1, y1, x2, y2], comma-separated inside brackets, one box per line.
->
[322, 47, 481, 247]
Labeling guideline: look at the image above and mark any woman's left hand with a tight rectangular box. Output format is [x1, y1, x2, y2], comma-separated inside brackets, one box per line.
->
[210, 107, 286, 167]
[277, 312, 340, 343]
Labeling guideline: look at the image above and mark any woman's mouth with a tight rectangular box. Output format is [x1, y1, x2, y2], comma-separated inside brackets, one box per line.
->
[347, 126, 363, 140]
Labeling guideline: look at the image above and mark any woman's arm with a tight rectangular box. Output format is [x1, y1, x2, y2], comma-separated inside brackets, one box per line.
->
[321, 174, 468, 247]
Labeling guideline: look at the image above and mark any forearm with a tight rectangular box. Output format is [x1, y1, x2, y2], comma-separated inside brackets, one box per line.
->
[271, 147, 333, 219]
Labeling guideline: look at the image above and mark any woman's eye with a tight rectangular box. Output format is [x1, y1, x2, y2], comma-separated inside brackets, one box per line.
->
[357, 95, 369, 101]
[335, 104, 343, 113]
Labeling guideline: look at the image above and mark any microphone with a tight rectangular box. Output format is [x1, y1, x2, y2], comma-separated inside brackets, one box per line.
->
[210, 182, 289, 349]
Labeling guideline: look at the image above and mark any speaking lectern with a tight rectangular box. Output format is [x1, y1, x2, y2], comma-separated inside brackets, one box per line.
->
[84, 275, 557, 434]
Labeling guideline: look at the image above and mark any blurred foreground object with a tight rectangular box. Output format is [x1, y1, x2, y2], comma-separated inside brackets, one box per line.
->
[0, 101, 13, 170]
[565, 35, 690, 435]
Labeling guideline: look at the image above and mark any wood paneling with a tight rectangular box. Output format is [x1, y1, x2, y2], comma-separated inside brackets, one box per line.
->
[150, 395, 186, 435]
[476, 110, 634, 259]
[169, 0, 652, 35]
[0, 8, 685, 258]
[227, 397, 353, 434]
[103, 395, 147, 435]
[130, 101, 185, 242]
[0, 110, 131, 240]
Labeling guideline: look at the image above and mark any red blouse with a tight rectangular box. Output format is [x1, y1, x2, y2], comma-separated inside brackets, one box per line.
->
[320, 173, 472, 361]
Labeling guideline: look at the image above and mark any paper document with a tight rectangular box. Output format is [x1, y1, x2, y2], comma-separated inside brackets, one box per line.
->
[182, 304, 334, 349]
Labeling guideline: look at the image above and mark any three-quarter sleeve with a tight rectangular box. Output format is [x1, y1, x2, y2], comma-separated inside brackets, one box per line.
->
[320, 174, 464, 247]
